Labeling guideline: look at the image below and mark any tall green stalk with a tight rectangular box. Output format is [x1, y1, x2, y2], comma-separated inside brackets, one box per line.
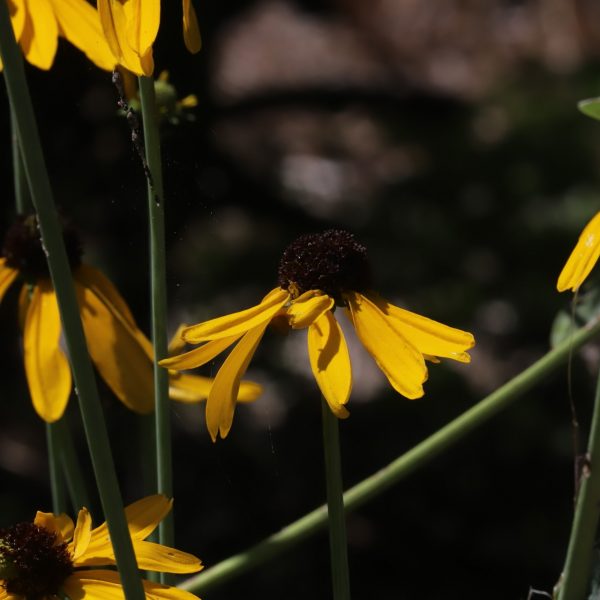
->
[0, 7, 144, 599]
[10, 107, 31, 213]
[321, 400, 351, 600]
[179, 316, 600, 594]
[137, 76, 173, 562]
[556, 365, 600, 599]
[46, 423, 67, 515]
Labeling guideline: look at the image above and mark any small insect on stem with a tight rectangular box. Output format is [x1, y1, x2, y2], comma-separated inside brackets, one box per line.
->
[111, 69, 154, 190]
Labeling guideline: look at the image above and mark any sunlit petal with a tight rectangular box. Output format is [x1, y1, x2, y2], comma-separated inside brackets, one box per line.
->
[8, 0, 26, 42]
[71, 508, 92, 563]
[168, 372, 262, 404]
[34, 512, 74, 543]
[19, 0, 58, 70]
[0, 258, 19, 304]
[308, 311, 351, 418]
[123, 0, 160, 58]
[24, 283, 72, 422]
[558, 211, 600, 292]
[371, 295, 474, 363]
[182, 288, 289, 343]
[345, 291, 427, 399]
[206, 323, 268, 441]
[129, 540, 202, 573]
[287, 291, 334, 329]
[75, 279, 154, 414]
[49, 0, 115, 70]
[182, 0, 201, 53]
[159, 333, 241, 370]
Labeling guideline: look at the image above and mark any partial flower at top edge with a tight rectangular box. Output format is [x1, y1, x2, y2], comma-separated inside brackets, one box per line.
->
[160, 229, 475, 442]
[0, 495, 202, 600]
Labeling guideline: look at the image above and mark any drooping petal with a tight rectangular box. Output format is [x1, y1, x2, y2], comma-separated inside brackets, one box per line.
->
[182, 288, 289, 343]
[182, 0, 201, 53]
[345, 291, 427, 399]
[370, 295, 474, 363]
[24, 283, 72, 422]
[168, 324, 188, 355]
[558, 211, 600, 292]
[82, 495, 171, 563]
[0, 259, 19, 304]
[159, 333, 241, 370]
[49, 0, 115, 70]
[64, 570, 202, 600]
[287, 291, 334, 329]
[34, 512, 74, 543]
[8, 0, 26, 42]
[19, 0, 58, 70]
[122, 0, 160, 59]
[307, 311, 351, 418]
[18, 284, 30, 330]
[71, 508, 92, 562]
[75, 278, 154, 414]
[129, 540, 202, 573]
[168, 372, 261, 404]
[206, 323, 269, 441]
[97, 0, 150, 75]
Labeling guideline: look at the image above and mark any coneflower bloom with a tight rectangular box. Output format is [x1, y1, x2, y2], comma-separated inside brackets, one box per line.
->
[0, 495, 202, 600]
[160, 230, 475, 441]
[0, 215, 261, 422]
[557, 211, 600, 292]
[98, 0, 201, 76]
[1, 0, 115, 71]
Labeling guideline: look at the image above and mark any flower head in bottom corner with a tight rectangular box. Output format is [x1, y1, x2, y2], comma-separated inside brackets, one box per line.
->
[160, 229, 475, 442]
[0, 495, 202, 600]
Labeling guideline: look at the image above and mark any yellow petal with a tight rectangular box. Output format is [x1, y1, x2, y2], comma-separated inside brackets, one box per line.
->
[206, 323, 268, 441]
[287, 291, 334, 329]
[97, 0, 148, 75]
[82, 495, 171, 564]
[49, 0, 115, 70]
[24, 283, 72, 422]
[182, 0, 201, 53]
[159, 333, 242, 370]
[169, 372, 262, 404]
[64, 570, 202, 600]
[308, 311, 351, 418]
[168, 324, 188, 355]
[345, 291, 427, 399]
[69, 508, 92, 562]
[130, 540, 202, 573]
[18, 284, 31, 331]
[34, 511, 74, 542]
[558, 211, 600, 292]
[8, 0, 26, 42]
[123, 0, 160, 58]
[371, 295, 475, 363]
[182, 288, 289, 343]
[19, 0, 58, 70]
[0, 259, 18, 303]
[75, 279, 154, 414]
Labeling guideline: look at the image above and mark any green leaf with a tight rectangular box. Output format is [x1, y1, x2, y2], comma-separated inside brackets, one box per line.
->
[578, 98, 600, 121]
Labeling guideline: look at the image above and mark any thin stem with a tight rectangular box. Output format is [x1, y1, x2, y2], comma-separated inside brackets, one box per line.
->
[179, 316, 600, 594]
[556, 365, 600, 599]
[321, 399, 351, 600]
[0, 9, 145, 600]
[46, 423, 67, 515]
[56, 418, 92, 512]
[137, 76, 173, 564]
[10, 107, 32, 213]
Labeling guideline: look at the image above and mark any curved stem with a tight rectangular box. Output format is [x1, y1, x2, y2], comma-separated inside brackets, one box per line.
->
[556, 365, 600, 599]
[0, 9, 145, 599]
[179, 317, 600, 594]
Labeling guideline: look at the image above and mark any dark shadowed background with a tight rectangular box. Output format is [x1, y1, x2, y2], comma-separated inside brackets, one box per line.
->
[3, 1, 600, 598]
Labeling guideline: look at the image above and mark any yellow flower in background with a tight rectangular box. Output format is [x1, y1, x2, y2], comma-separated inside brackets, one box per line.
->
[98, 0, 201, 76]
[557, 211, 600, 292]
[1, 0, 115, 71]
[161, 230, 475, 441]
[0, 495, 202, 600]
[0, 215, 261, 422]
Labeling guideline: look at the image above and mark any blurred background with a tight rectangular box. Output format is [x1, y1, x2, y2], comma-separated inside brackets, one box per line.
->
[3, 0, 600, 598]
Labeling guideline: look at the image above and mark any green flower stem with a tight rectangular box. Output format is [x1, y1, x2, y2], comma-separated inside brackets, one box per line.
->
[138, 76, 173, 560]
[321, 399, 351, 600]
[179, 317, 600, 594]
[56, 418, 92, 513]
[556, 365, 600, 599]
[10, 107, 31, 213]
[46, 423, 67, 515]
[0, 8, 145, 600]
